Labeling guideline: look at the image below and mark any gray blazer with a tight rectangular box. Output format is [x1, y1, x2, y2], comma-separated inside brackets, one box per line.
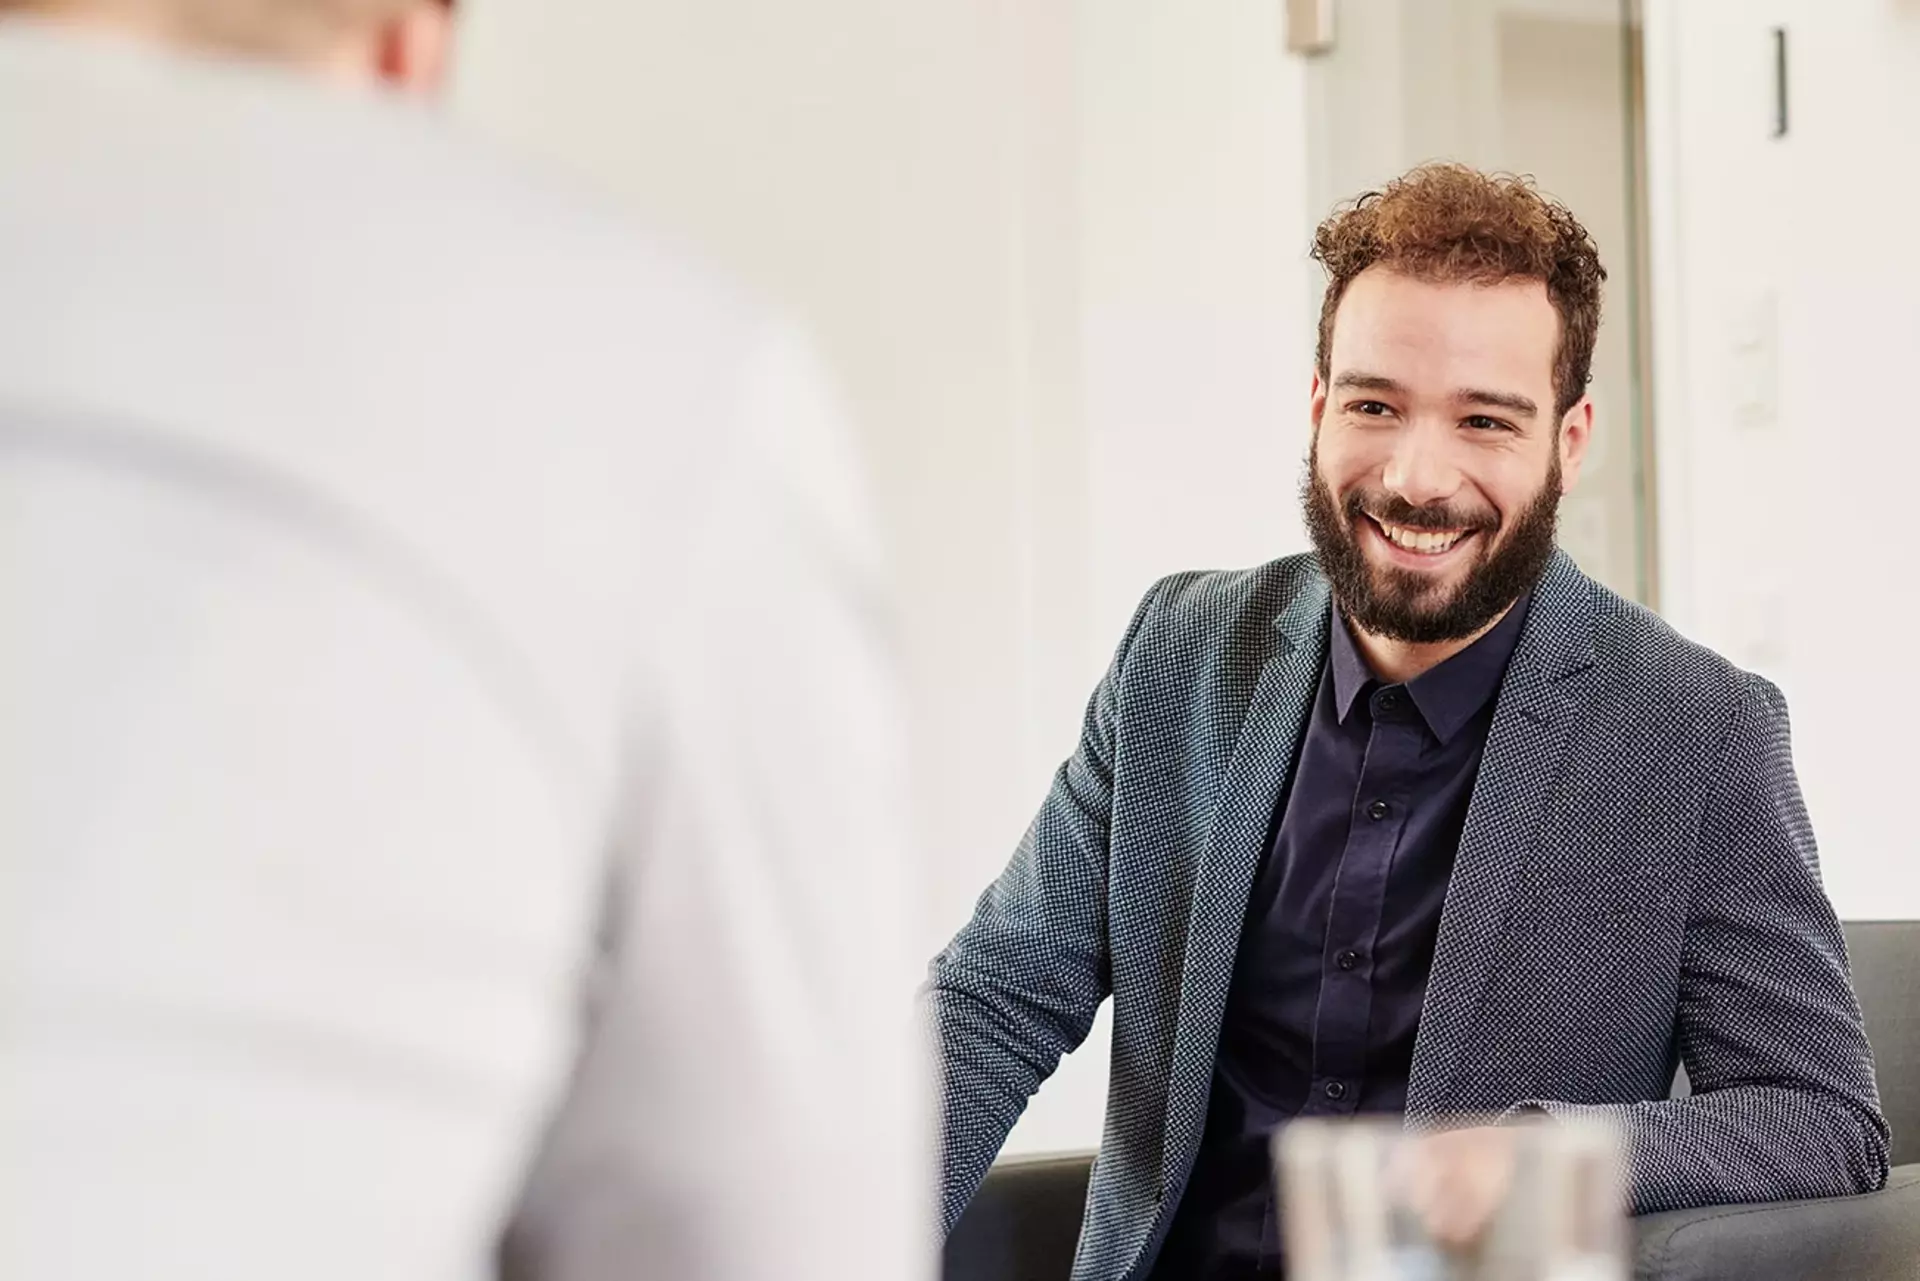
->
[930, 550, 1888, 1281]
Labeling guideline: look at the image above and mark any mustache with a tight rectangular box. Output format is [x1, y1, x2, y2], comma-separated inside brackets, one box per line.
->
[1344, 491, 1498, 533]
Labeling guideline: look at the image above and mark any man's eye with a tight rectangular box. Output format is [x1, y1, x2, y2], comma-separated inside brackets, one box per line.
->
[1352, 401, 1393, 417]
[1464, 415, 1510, 432]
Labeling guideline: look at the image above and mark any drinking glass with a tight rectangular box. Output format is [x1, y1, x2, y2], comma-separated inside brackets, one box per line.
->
[1273, 1115, 1626, 1281]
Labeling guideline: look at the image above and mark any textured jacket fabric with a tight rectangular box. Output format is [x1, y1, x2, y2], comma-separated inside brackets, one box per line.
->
[930, 551, 1887, 1280]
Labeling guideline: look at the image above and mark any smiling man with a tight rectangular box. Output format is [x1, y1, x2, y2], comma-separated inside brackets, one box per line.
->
[928, 164, 1886, 1280]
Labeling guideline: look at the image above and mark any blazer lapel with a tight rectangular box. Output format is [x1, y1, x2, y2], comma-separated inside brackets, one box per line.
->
[1407, 552, 1600, 1121]
[1159, 573, 1330, 1192]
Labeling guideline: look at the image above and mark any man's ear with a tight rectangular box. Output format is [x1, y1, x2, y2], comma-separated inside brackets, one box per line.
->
[1557, 397, 1593, 493]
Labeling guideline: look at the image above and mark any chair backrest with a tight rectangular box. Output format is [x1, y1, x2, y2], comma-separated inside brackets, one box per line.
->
[1846, 920, 1920, 1167]
[944, 1153, 1093, 1281]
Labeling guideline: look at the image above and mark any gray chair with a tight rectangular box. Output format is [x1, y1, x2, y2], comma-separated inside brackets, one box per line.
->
[944, 920, 1920, 1281]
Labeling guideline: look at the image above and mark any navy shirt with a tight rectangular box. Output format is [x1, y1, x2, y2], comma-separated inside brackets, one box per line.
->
[1150, 594, 1531, 1280]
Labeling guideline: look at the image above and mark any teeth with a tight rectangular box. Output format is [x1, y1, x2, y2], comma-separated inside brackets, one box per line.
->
[1380, 522, 1466, 554]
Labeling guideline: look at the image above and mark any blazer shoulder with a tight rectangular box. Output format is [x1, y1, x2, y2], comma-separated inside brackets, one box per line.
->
[1586, 576, 1776, 727]
[1134, 553, 1325, 641]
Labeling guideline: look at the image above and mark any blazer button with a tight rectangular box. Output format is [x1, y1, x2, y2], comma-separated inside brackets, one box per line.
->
[1324, 1080, 1347, 1101]
[1367, 799, 1390, 821]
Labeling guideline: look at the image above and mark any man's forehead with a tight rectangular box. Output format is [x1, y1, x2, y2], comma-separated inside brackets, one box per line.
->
[1329, 270, 1559, 388]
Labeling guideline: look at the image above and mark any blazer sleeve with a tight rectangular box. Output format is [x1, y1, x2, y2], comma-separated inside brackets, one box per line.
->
[1511, 673, 1889, 1213]
[923, 579, 1164, 1235]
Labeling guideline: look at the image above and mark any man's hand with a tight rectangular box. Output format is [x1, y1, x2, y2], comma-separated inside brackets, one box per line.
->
[1390, 1125, 1522, 1250]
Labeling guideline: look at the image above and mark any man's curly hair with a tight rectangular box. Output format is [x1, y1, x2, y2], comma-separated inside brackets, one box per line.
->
[1312, 163, 1606, 420]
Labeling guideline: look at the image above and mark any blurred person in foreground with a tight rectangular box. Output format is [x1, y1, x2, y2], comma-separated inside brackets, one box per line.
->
[928, 164, 1886, 1279]
[0, 3, 928, 1280]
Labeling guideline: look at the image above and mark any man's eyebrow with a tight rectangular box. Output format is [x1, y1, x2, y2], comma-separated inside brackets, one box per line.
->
[1330, 371, 1405, 395]
[1456, 387, 1539, 418]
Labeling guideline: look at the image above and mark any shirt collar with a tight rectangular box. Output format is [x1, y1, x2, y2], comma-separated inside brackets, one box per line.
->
[1329, 609, 1378, 724]
[1330, 591, 1534, 745]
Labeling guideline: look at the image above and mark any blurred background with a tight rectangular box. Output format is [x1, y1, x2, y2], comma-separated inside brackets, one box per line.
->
[445, 0, 1920, 1155]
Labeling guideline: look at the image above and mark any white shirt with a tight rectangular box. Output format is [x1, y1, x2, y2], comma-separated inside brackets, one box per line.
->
[0, 23, 929, 1281]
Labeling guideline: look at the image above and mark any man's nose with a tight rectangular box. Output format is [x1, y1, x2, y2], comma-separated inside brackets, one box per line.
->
[1380, 423, 1464, 512]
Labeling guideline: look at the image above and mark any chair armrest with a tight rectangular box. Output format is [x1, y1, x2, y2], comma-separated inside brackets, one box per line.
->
[1631, 1164, 1920, 1281]
[943, 1151, 1094, 1281]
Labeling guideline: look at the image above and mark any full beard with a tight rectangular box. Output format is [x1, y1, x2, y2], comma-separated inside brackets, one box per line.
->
[1301, 443, 1561, 645]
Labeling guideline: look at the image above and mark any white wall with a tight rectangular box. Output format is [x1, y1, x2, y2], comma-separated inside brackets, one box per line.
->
[450, 0, 1313, 1155]
[1076, 0, 1314, 653]
[1643, 0, 1920, 918]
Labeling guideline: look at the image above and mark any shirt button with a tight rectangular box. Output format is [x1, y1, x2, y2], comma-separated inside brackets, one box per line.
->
[1367, 799, 1390, 821]
[1324, 1080, 1348, 1101]
[1337, 950, 1361, 971]
[1378, 689, 1401, 712]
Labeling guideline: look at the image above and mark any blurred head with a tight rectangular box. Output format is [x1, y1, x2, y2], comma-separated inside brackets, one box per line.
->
[0, 0, 454, 90]
[1303, 163, 1605, 646]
